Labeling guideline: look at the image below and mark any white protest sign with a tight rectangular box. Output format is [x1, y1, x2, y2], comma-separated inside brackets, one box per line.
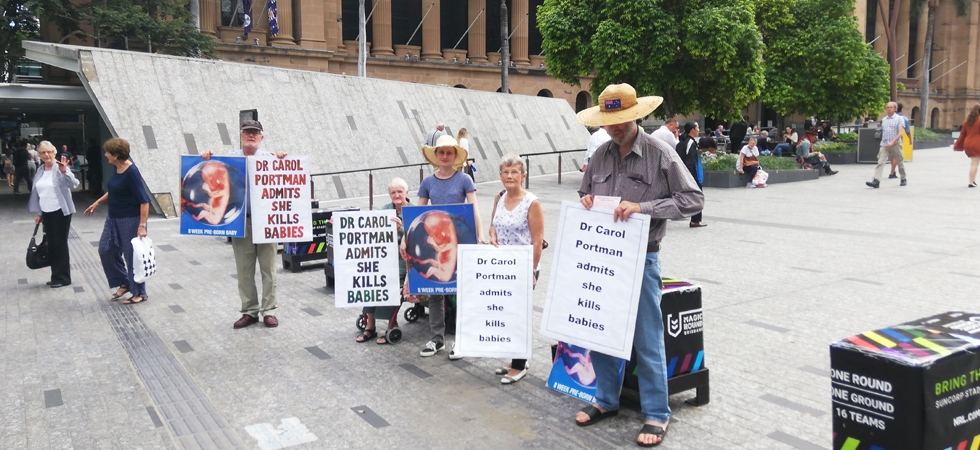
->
[454, 245, 534, 359]
[540, 201, 650, 359]
[332, 210, 401, 308]
[247, 155, 312, 243]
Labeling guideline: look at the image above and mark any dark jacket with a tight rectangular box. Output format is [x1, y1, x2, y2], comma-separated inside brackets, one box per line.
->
[729, 122, 749, 150]
[675, 136, 699, 177]
[13, 147, 29, 168]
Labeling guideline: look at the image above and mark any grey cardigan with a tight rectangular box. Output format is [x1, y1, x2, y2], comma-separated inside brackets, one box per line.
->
[28, 165, 80, 216]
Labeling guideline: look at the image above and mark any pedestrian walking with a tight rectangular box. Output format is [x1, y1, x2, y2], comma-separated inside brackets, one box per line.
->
[28, 141, 80, 288]
[425, 123, 447, 146]
[84, 138, 151, 304]
[953, 104, 980, 188]
[866, 102, 907, 188]
[575, 83, 704, 447]
[199, 120, 288, 328]
[12, 141, 33, 194]
[676, 121, 706, 227]
[650, 117, 679, 149]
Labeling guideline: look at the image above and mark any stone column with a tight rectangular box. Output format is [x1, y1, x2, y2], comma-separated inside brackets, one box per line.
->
[421, 0, 442, 60]
[323, 0, 344, 53]
[467, 0, 487, 64]
[199, 0, 218, 37]
[510, 0, 530, 66]
[250, 0, 268, 45]
[294, 0, 326, 49]
[372, 0, 395, 57]
[269, 0, 297, 46]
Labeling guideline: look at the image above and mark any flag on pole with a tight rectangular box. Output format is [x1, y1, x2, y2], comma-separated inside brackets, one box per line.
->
[243, 0, 253, 37]
[268, 0, 279, 36]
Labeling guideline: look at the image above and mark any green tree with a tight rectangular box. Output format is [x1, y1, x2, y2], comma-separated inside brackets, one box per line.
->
[911, 0, 969, 127]
[1, 0, 40, 82]
[537, 0, 765, 120]
[27, 0, 215, 57]
[761, 0, 890, 123]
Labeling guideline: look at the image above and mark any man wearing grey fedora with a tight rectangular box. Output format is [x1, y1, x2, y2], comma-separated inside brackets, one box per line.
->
[201, 120, 288, 329]
[574, 83, 703, 448]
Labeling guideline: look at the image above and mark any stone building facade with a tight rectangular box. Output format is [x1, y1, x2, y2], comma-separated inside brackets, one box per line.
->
[38, 0, 596, 113]
[855, 0, 980, 129]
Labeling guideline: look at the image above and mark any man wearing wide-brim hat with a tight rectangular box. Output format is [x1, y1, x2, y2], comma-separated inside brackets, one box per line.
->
[574, 83, 703, 447]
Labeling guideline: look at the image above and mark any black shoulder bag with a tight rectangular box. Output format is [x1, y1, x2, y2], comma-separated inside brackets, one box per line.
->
[26, 223, 51, 269]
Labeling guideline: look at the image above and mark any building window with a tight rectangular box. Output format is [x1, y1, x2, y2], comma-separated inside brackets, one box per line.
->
[221, 0, 246, 27]
[442, 1, 469, 51]
[342, 0, 373, 43]
[393, 0, 423, 47]
[907, 18, 918, 78]
[865, 0, 877, 43]
[930, 108, 940, 128]
[575, 91, 591, 112]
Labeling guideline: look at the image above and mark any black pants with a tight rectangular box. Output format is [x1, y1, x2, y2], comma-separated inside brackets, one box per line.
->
[13, 166, 32, 193]
[42, 211, 73, 284]
[691, 182, 704, 223]
[744, 165, 760, 185]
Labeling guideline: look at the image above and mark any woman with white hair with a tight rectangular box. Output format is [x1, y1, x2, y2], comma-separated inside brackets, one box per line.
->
[28, 141, 80, 287]
[488, 154, 544, 384]
[357, 177, 411, 344]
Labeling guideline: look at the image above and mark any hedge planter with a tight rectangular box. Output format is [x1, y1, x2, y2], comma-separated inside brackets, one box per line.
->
[703, 168, 821, 188]
[914, 139, 956, 150]
[822, 152, 858, 165]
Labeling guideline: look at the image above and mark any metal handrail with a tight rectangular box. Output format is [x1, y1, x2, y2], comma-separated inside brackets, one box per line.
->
[517, 149, 586, 188]
[309, 158, 475, 210]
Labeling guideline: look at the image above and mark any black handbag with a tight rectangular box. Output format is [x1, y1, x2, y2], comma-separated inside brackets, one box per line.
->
[26, 223, 50, 270]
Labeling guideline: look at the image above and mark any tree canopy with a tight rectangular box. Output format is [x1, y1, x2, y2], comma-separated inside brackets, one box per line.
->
[0, 0, 40, 82]
[538, 0, 765, 120]
[761, 0, 890, 122]
[26, 0, 215, 58]
[538, 0, 890, 122]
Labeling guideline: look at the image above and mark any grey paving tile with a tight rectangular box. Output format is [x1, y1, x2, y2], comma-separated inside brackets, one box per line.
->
[169, 305, 185, 313]
[767, 430, 827, 450]
[350, 406, 390, 428]
[158, 244, 178, 252]
[745, 320, 791, 333]
[146, 406, 164, 427]
[305, 346, 331, 360]
[301, 307, 322, 317]
[17, 278, 27, 284]
[844, 277, 883, 286]
[398, 363, 432, 379]
[169, 283, 183, 290]
[43, 389, 63, 408]
[759, 394, 825, 417]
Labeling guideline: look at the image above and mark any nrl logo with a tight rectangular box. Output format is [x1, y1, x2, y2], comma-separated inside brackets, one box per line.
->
[667, 309, 703, 338]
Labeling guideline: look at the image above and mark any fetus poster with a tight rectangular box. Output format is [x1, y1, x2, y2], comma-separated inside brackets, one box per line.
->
[547, 342, 625, 403]
[179, 156, 248, 237]
[401, 204, 478, 295]
[247, 155, 313, 244]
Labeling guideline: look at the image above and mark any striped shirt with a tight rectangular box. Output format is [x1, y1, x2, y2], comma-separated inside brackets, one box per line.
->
[579, 129, 704, 243]
[880, 114, 904, 146]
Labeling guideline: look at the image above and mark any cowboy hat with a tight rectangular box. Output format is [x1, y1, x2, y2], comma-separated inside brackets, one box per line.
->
[576, 84, 664, 127]
[422, 135, 469, 169]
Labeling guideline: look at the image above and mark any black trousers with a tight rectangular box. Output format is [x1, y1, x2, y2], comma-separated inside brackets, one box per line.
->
[13, 166, 32, 193]
[41, 211, 72, 284]
[691, 181, 704, 223]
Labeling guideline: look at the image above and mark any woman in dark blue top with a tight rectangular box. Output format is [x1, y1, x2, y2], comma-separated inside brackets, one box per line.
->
[84, 138, 151, 304]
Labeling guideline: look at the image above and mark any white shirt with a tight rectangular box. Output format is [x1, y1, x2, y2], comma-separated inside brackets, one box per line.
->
[36, 170, 62, 212]
[585, 128, 611, 160]
[651, 126, 679, 149]
[736, 145, 759, 171]
[458, 137, 469, 151]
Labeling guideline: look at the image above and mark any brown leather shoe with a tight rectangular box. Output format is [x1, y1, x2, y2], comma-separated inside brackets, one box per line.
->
[263, 315, 279, 328]
[233, 314, 259, 329]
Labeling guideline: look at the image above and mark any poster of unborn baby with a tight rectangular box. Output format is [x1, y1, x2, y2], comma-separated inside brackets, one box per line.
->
[180, 156, 249, 237]
[401, 204, 478, 295]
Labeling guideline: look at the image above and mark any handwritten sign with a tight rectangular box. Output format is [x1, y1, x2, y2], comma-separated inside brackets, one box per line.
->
[332, 210, 401, 308]
[540, 201, 650, 360]
[454, 245, 533, 359]
[247, 155, 312, 243]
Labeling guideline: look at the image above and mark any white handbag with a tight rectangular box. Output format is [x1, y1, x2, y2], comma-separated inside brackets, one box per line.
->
[131, 237, 158, 283]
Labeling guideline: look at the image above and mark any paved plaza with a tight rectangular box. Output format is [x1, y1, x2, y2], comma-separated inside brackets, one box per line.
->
[2, 145, 978, 449]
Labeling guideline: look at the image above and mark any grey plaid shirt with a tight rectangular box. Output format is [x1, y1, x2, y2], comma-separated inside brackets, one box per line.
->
[579, 130, 704, 243]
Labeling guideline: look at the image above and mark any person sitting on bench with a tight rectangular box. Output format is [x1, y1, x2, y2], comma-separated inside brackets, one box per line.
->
[796, 139, 838, 176]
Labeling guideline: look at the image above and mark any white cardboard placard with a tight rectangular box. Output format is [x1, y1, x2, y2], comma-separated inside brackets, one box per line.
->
[247, 155, 312, 243]
[454, 244, 534, 359]
[540, 201, 650, 359]
[332, 210, 401, 308]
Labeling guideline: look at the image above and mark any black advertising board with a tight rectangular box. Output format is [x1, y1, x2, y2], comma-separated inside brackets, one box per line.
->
[624, 279, 705, 389]
[830, 311, 980, 450]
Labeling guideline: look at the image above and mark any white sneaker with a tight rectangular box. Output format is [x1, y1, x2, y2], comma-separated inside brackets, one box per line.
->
[448, 342, 463, 360]
[419, 340, 444, 357]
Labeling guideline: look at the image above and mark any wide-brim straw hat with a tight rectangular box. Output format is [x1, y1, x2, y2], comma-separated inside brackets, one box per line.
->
[422, 135, 469, 169]
[576, 84, 664, 127]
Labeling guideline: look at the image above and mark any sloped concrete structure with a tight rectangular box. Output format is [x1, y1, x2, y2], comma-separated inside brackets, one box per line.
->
[24, 42, 589, 216]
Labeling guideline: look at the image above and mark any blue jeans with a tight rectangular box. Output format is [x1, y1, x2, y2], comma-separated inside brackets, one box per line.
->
[773, 143, 792, 157]
[590, 252, 670, 423]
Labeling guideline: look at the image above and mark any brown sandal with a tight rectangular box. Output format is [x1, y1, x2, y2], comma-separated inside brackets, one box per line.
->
[110, 286, 129, 301]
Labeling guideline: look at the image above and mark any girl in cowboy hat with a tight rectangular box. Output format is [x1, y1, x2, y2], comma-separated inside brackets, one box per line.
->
[405, 135, 484, 360]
